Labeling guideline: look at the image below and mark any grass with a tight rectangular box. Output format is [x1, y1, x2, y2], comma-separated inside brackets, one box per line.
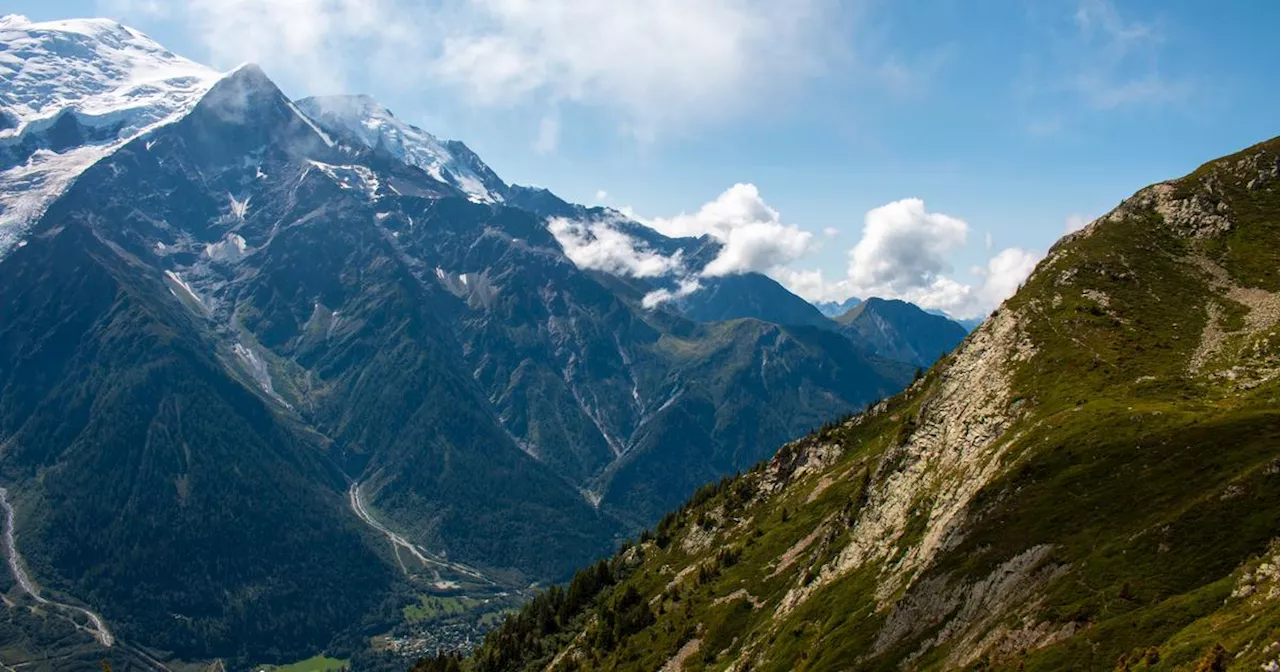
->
[258, 654, 349, 672]
[403, 595, 483, 622]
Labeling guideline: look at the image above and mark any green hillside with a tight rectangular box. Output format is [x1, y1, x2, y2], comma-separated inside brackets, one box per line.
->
[413, 137, 1280, 671]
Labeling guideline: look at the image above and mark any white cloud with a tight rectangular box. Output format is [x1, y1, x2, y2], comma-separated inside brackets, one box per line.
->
[823, 226, 840, 238]
[547, 217, 684, 278]
[554, 191, 1038, 320]
[1064, 213, 1092, 233]
[555, 184, 816, 310]
[131, 0, 848, 140]
[594, 189, 609, 202]
[846, 198, 968, 294]
[973, 247, 1042, 309]
[765, 199, 1040, 319]
[647, 183, 813, 276]
[984, 231, 994, 251]
[642, 277, 703, 308]
[176, 0, 399, 93]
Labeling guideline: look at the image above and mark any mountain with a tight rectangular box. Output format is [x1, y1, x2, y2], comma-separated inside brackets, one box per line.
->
[0, 15, 220, 256]
[813, 297, 862, 317]
[676, 274, 837, 330]
[421, 136, 1280, 671]
[295, 95, 508, 204]
[836, 297, 969, 369]
[0, 17, 927, 669]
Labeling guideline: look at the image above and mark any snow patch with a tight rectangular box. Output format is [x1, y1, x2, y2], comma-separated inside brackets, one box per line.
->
[295, 95, 505, 204]
[228, 193, 250, 220]
[204, 232, 247, 263]
[164, 270, 204, 309]
[285, 100, 335, 147]
[0, 15, 222, 259]
[307, 160, 380, 198]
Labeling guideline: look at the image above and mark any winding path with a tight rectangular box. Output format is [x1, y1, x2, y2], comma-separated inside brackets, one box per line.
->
[347, 482, 493, 584]
[0, 487, 114, 647]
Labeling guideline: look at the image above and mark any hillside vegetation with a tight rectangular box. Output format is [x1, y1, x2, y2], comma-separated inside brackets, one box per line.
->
[413, 137, 1280, 671]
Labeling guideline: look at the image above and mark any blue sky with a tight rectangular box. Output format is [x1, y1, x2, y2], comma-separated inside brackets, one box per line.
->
[13, 0, 1280, 317]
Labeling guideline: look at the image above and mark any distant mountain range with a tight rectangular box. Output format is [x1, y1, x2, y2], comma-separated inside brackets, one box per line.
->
[0, 15, 968, 669]
[812, 297, 863, 317]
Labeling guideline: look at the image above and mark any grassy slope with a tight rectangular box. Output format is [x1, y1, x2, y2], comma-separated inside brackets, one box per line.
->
[415, 136, 1280, 672]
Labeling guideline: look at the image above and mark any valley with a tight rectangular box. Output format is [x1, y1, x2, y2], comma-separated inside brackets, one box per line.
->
[4, 7, 1274, 672]
[0, 16, 959, 668]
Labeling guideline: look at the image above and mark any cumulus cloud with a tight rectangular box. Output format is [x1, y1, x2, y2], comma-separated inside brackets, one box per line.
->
[647, 183, 814, 276]
[823, 227, 840, 238]
[973, 247, 1042, 308]
[119, 0, 847, 140]
[846, 198, 967, 293]
[550, 184, 815, 309]
[594, 189, 609, 202]
[766, 199, 1041, 319]
[552, 190, 1037, 319]
[547, 217, 684, 278]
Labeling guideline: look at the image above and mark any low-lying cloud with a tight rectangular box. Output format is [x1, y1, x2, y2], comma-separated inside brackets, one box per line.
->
[547, 217, 684, 278]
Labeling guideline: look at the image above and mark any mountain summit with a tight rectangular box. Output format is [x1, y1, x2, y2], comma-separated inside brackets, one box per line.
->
[0, 14, 220, 256]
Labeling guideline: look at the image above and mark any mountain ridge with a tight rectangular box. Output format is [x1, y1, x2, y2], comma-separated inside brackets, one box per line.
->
[416, 134, 1280, 672]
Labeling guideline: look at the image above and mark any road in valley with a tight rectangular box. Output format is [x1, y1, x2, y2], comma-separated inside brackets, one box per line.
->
[0, 487, 114, 647]
[347, 482, 494, 585]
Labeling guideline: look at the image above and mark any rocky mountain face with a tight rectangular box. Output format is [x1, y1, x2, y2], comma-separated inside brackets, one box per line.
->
[0, 17, 940, 669]
[430, 136, 1280, 672]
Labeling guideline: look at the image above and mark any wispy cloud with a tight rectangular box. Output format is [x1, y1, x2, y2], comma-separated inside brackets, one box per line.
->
[1064, 213, 1092, 233]
[1019, 0, 1191, 133]
[111, 0, 855, 143]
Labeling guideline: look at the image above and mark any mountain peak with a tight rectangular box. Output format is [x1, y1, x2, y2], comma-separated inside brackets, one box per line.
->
[0, 15, 221, 259]
[0, 15, 217, 126]
[295, 94, 508, 203]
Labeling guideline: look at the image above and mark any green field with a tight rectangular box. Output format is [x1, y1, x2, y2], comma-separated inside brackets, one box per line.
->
[402, 595, 482, 622]
[258, 654, 348, 671]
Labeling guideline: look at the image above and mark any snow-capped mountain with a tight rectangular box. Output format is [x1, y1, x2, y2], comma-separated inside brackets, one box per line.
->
[295, 94, 508, 204]
[0, 14, 221, 258]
